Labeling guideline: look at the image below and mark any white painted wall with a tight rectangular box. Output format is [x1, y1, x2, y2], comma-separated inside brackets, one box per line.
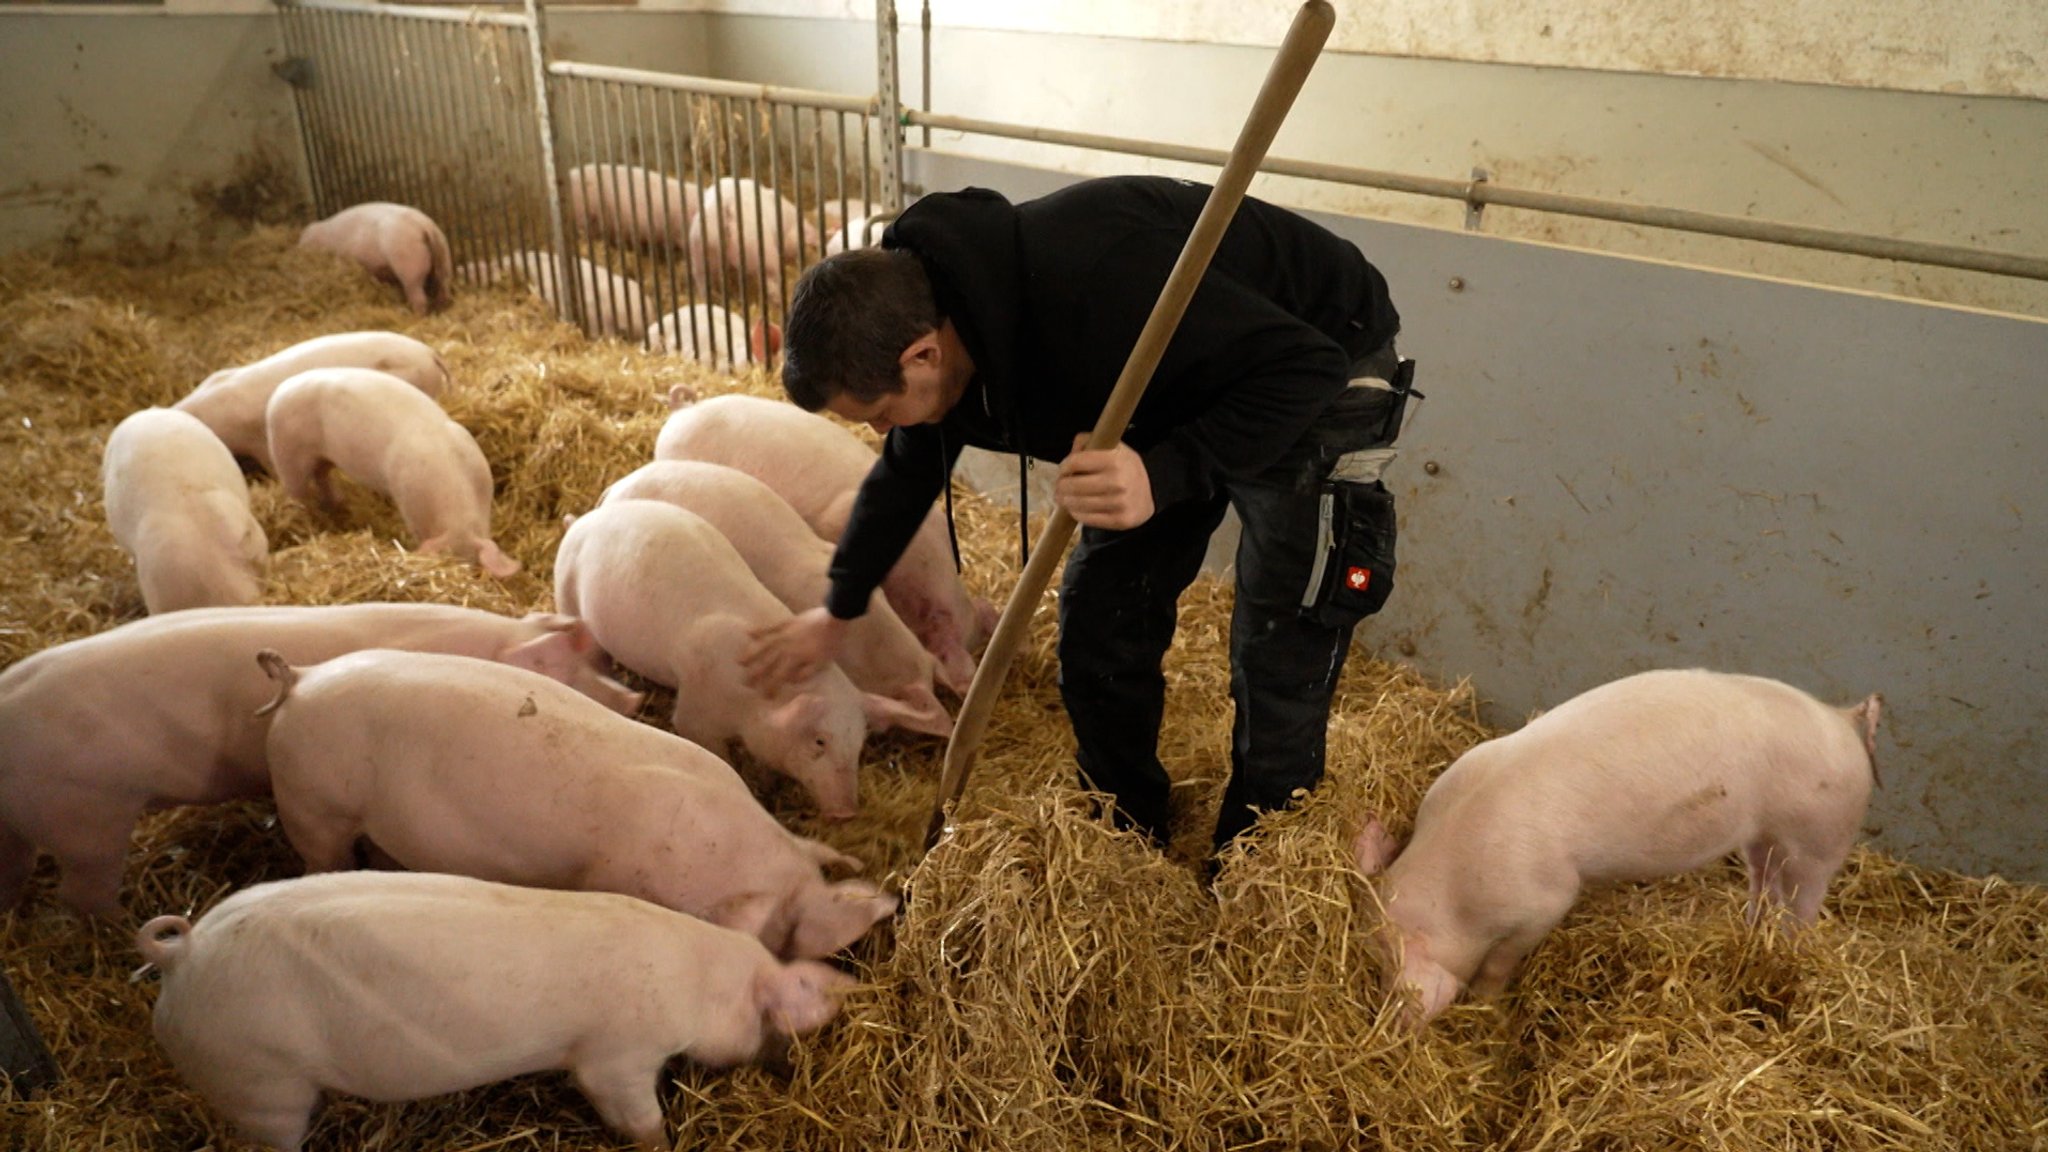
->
[694, 13, 2048, 319]
[676, 0, 2048, 99]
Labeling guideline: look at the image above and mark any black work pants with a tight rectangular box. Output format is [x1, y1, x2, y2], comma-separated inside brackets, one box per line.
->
[1057, 345, 1403, 853]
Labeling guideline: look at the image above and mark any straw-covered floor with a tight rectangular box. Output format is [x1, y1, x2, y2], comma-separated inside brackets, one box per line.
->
[1, 231, 2042, 1151]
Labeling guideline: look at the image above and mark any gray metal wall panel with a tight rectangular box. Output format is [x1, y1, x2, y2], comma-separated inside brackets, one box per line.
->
[910, 149, 2048, 882]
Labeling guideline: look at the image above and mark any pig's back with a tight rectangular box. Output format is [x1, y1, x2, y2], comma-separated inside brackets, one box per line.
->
[561, 499, 791, 633]
[103, 408, 248, 527]
[156, 872, 730, 1099]
[653, 395, 875, 530]
[1415, 669, 1871, 882]
[601, 461, 830, 589]
[282, 648, 675, 768]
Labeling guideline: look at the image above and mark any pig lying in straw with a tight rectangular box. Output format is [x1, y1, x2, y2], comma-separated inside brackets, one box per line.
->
[644, 302, 782, 370]
[140, 871, 855, 1152]
[654, 393, 995, 693]
[265, 366, 521, 577]
[557, 499, 946, 817]
[174, 331, 448, 473]
[599, 460, 952, 735]
[464, 249, 647, 339]
[1352, 668, 1882, 1028]
[0, 604, 640, 918]
[257, 647, 897, 958]
[297, 202, 453, 315]
[102, 407, 268, 614]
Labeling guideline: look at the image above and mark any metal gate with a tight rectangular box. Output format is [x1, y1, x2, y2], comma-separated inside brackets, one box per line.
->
[275, 0, 900, 361]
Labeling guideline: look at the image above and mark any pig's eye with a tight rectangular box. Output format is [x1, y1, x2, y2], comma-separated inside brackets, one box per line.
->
[815, 737, 829, 750]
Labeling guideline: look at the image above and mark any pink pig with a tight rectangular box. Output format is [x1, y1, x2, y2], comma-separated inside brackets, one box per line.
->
[599, 459, 952, 736]
[102, 407, 268, 614]
[464, 249, 648, 340]
[265, 366, 520, 577]
[0, 603, 641, 918]
[1352, 668, 1882, 1028]
[257, 648, 897, 958]
[686, 177, 824, 300]
[297, 202, 453, 314]
[644, 303, 782, 371]
[568, 162, 697, 250]
[556, 499, 938, 817]
[140, 871, 855, 1152]
[653, 393, 994, 692]
[174, 332, 448, 473]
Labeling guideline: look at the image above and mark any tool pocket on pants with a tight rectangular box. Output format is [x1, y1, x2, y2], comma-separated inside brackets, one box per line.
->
[1301, 480, 1397, 626]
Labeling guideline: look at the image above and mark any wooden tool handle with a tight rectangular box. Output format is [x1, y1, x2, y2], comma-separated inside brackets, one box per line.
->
[925, 1, 1339, 851]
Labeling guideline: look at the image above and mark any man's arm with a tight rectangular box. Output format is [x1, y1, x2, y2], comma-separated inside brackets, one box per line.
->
[743, 421, 957, 690]
[1082, 241, 1352, 512]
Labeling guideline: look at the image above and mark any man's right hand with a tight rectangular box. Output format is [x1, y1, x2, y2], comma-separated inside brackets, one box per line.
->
[741, 607, 852, 693]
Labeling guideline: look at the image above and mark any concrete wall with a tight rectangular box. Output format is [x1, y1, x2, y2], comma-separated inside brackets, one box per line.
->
[695, 14, 2048, 320]
[0, 9, 713, 258]
[916, 150, 2048, 884]
[0, 13, 309, 257]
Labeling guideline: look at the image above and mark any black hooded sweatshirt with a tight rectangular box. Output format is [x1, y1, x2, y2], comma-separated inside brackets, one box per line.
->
[822, 175, 1400, 620]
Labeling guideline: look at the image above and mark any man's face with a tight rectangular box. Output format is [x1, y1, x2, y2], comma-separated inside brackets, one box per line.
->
[825, 330, 955, 435]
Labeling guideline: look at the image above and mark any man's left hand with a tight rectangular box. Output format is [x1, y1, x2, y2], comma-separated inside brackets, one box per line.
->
[1055, 434, 1155, 530]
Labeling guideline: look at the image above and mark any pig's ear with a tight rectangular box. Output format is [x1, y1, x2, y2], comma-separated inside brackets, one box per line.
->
[1352, 817, 1400, 876]
[861, 691, 953, 738]
[759, 961, 855, 1036]
[971, 597, 1000, 650]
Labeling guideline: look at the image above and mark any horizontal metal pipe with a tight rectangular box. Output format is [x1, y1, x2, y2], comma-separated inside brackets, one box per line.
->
[277, 0, 530, 29]
[905, 108, 2048, 283]
[549, 60, 879, 114]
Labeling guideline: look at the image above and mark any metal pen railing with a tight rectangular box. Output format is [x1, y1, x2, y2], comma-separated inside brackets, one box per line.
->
[898, 108, 2048, 284]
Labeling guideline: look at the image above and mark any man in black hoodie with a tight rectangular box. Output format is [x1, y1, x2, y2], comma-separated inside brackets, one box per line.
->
[743, 175, 1414, 856]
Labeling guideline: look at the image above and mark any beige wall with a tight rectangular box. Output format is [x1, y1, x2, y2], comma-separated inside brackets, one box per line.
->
[696, 13, 2048, 319]
[678, 0, 2048, 99]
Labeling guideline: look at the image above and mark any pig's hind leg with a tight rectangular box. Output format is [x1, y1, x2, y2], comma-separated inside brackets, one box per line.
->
[215, 1074, 321, 1152]
[572, 1055, 668, 1150]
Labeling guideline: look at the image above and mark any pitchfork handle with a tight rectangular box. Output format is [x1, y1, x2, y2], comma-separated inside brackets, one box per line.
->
[924, 1, 1339, 851]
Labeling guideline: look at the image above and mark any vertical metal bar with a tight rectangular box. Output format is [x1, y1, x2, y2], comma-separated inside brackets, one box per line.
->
[402, 19, 450, 257]
[676, 91, 705, 351]
[921, 0, 932, 149]
[572, 76, 607, 334]
[786, 103, 807, 275]
[860, 113, 874, 222]
[307, 13, 361, 208]
[366, 13, 421, 212]
[628, 85, 662, 348]
[486, 26, 534, 275]
[837, 111, 852, 249]
[276, 7, 328, 219]
[745, 100, 770, 362]
[717, 95, 743, 366]
[439, 20, 502, 283]
[767, 102, 791, 315]
[520, 0, 573, 325]
[809, 109, 827, 261]
[682, 93, 711, 359]
[875, 0, 903, 212]
[649, 88, 684, 353]
[609, 81, 646, 340]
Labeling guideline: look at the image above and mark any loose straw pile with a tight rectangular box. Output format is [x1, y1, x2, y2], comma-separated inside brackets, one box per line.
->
[1, 230, 2041, 1151]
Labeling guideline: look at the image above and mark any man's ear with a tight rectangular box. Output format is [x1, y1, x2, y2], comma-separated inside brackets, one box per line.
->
[898, 329, 941, 370]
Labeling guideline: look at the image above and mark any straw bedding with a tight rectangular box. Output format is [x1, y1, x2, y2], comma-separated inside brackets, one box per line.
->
[1, 229, 2042, 1151]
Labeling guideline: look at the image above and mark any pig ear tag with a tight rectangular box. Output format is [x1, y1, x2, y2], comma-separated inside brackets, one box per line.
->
[1345, 566, 1371, 592]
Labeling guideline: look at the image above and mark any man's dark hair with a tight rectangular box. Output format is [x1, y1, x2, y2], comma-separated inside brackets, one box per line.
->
[781, 247, 942, 411]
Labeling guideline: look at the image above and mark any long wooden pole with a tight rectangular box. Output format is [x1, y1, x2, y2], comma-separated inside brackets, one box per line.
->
[924, 1, 1339, 851]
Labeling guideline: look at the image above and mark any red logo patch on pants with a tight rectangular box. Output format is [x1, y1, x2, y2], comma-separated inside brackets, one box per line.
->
[1346, 566, 1371, 591]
